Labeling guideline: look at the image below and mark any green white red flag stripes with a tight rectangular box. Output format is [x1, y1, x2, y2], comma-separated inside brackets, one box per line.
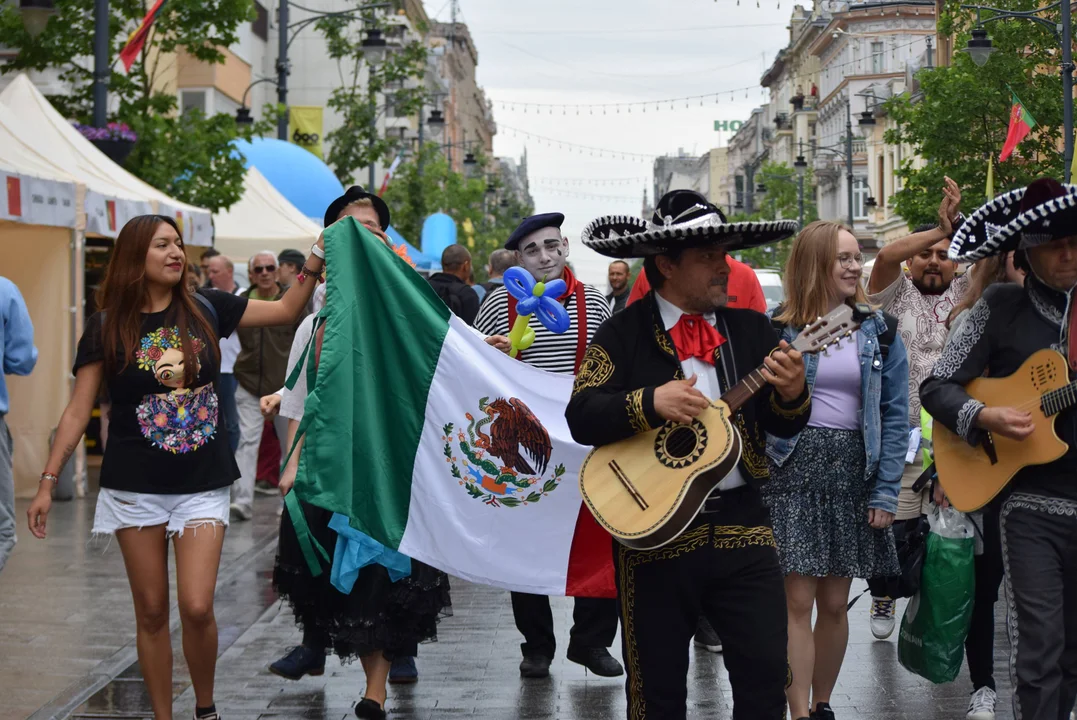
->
[284, 218, 615, 598]
[999, 91, 1037, 163]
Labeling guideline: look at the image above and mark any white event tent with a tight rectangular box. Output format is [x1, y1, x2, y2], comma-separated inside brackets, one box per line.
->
[0, 73, 212, 245]
[213, 166, 322, 263]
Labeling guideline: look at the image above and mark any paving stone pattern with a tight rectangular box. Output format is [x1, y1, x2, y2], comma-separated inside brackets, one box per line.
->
[1, 495, 1015, 720]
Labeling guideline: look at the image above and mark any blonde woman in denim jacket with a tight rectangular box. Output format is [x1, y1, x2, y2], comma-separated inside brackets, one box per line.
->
[762, 221, 909, 720]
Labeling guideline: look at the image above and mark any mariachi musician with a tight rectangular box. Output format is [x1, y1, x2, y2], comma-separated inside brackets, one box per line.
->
[565, 189, 810, 719]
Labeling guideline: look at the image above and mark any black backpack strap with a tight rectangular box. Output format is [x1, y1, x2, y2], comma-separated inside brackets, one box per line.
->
[878, 311, 899, 360]
[193, 291, 221, 338]
[769, 304, 787, 336]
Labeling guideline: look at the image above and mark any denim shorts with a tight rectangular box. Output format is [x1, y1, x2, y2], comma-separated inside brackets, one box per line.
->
[92, 487, 230, 537]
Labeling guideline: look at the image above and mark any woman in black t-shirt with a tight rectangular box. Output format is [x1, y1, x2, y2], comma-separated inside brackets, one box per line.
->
[26, 215, 325, 720]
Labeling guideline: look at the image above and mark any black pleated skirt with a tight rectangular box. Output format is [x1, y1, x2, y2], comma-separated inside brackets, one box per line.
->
[273, 497, 452, 663]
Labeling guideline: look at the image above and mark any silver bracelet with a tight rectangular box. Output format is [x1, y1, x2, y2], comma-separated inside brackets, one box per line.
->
[310, 243, 325, 260]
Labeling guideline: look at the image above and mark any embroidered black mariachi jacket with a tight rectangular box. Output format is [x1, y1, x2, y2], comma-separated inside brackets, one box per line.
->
[920, 276, 1077, 501]
[565, 292, 812, 489]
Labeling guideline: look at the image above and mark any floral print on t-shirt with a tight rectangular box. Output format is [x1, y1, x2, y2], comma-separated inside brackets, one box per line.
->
[133, 325, 219, 454]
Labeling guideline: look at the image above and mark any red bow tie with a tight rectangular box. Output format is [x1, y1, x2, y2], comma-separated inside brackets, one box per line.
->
[669, 314, 725, 365]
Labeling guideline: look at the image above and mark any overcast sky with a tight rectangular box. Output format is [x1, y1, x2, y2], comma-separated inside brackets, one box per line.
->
[424, 0, 791, 287]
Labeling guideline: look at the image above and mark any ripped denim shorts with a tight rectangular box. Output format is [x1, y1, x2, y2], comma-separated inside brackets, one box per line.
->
[92, 487, 230, 537]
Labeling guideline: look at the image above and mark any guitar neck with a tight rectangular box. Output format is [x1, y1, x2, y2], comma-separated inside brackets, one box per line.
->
[1042, 380, 1077, 417]
[720, 365, 771, 413]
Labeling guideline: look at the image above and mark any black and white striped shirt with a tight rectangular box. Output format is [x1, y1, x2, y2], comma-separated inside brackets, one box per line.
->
[475, 284, 612, 374]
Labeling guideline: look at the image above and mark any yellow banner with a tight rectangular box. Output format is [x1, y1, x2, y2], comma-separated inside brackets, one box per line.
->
[289, 106, 323, 159]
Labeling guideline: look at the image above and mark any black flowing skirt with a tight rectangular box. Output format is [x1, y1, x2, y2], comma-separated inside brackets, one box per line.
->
[273, 498, 452, 663]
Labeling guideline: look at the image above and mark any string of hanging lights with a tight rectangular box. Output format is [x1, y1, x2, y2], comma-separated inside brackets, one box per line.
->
[492, 36, 930, 117]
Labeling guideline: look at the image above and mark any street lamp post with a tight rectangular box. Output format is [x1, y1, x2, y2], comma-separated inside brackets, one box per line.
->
[844, 100, 855, 230]
[794, 149, 808, 229]
[92, 0, 108, 128]
[19, 0, 108, 128]
[961, 1, 1074, 181]
[276, 0, 289, 140]
[361, 27, 388, 190]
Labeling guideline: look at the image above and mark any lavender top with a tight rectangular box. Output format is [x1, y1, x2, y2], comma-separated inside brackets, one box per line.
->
[806, 332, 862, 431]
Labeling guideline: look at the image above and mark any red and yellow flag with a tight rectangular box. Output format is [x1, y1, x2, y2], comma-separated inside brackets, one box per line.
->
[999, 91, 1037, 163]
[119, 0, 166, 72]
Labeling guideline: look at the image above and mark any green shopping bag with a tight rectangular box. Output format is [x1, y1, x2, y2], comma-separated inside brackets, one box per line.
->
[897, 506, 975, 683]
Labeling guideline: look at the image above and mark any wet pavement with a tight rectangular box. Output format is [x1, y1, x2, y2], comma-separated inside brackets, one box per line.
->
[2, 494, 1014, 720]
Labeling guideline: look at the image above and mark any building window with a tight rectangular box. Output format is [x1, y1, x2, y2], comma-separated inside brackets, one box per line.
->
[179, 90, 206, 116]
[853, 177, 870, 219]
[871, 42, 884, 74]
[253, 1, 268, 41]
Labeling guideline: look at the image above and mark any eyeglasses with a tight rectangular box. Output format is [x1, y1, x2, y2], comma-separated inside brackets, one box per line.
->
[837, 253, 864, 269]
[252, 264, 277, 274]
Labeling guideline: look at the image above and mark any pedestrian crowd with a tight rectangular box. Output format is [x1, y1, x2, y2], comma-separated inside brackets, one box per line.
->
[2, 173, 1075, 720]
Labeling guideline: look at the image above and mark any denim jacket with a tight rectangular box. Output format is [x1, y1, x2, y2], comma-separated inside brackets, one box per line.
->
[766, 310, 909, 515]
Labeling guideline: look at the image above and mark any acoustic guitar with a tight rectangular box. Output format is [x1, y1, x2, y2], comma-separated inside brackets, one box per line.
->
[579, 303, 867, 550]
[933, 348, 1074, 512]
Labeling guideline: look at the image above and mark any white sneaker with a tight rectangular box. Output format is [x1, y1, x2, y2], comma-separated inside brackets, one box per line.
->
[869, 596, 896, 639]
[966, 686, 996, 719]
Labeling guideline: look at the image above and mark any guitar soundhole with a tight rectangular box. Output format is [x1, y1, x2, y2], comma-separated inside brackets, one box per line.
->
[655, 420, 709, 469]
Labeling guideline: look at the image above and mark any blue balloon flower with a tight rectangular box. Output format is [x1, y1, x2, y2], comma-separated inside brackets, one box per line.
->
[502, 267, 571, 335]
[503, 266, 536, 301]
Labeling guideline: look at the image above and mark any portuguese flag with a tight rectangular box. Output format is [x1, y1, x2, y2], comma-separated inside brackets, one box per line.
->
[999, 91, 1037, 162]
[283, 218, 615, 598]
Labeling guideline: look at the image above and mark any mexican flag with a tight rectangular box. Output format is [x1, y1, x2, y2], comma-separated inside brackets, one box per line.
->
[999, 91, 1037, 163]
[284, 218, 615, 598]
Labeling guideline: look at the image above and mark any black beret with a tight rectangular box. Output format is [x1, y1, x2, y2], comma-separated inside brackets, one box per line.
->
[324, 186, 391, 231]
[505, 212, 565, 251]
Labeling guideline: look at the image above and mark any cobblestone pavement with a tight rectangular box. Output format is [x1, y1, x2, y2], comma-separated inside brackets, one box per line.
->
[2, 494, 1015, 720]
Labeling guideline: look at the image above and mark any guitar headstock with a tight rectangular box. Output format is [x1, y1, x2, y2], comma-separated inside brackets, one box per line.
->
[789, 303, 864, 356]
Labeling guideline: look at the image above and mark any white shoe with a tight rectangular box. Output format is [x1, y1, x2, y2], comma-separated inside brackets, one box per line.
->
[966, 686, 996, 719]
[229, 502, 253, 521]
[869, 596, 896, 639]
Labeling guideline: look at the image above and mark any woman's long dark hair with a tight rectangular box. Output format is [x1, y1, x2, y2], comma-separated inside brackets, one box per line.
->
[97, 215, 219, 385]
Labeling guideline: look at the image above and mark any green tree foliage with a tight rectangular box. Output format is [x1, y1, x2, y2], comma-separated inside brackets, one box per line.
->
[885, 0, 1065, 226]
[382, 143, 534, 280]
[314, 9, 427, 185]
[0, 0, 272, 212]
[730, 161, 818, 269]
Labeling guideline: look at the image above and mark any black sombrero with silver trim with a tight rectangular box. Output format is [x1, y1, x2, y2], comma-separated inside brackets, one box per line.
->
[581, 189, 799, 259]
[992, 178, 1077, 253]
[948, 188, 1027, 262]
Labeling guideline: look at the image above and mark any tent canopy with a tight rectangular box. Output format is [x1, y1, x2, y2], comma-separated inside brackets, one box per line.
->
[213, 166, 322, 262]
[0, 101, 79, 228]
[0, 74, 212, 244]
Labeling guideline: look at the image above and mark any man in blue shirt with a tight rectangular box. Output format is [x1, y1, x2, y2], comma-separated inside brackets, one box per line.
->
[0, 277, 37, 573]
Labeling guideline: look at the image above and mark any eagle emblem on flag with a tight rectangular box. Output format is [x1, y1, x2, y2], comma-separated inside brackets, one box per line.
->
[443, 396, 566, 508]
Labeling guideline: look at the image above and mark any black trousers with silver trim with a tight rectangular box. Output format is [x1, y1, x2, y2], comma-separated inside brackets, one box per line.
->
[613, 486, 788, 720]
[1000, 492, 1077, 720]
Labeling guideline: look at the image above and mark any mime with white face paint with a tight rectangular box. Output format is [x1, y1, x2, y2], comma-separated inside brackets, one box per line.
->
[473, 213, 622, 680]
